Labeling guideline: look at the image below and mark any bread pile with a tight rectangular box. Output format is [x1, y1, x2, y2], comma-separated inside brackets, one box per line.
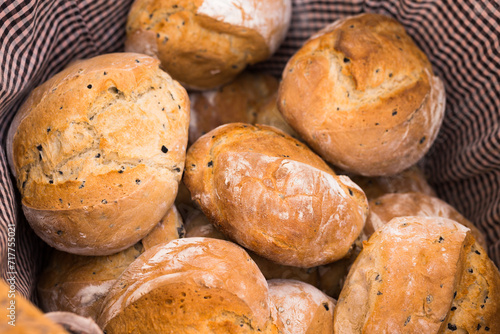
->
[6, 7, 499, 334]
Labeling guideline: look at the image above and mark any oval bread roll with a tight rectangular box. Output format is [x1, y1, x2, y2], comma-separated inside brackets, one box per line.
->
[334, 217, 500, 333]
[366, 192, 488, 250]
[268, 279, 335, 334]
[126, 0, 291, 89]
[97, 238, 282, 333]
[184, 123, 368, 267]
[7, 53, 189, 255]
[37, 205, 184, 320]
[278, 13, 445, 176]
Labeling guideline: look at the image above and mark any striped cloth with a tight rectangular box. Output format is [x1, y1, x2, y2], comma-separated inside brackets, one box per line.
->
[1, 0, 499, 303]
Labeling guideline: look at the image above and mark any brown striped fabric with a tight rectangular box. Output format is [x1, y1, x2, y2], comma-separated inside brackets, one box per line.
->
[1, 0, 499, 303]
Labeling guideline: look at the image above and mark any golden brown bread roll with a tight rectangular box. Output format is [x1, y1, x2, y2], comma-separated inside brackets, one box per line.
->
[334, 217, 500, 333]
[184, 123, 368, 267]
[349, 165, 436, 200]
[38, 205, 184, 320]
[278, 13, 445, 176]
[366, 192, 488, 250]
[0, 280, 68, 333]
[268, 279, 336, 334]
[189, 72, 279, 144]
[126, 0, 292, 89]
[97, 238, 282, 333]
[7, 53, 189, 256]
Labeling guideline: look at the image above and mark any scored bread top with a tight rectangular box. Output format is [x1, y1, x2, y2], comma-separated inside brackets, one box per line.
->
[333, 216, 500, 333]
[184, 123, 368, 267]
[278, 13, 445, 176]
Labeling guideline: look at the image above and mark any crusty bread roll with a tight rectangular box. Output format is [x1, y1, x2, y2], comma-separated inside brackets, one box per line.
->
[97, 238, 282, 333]
[278, 13, 445, 176]
[189, 72, 279, 144]
[334, 217, 500, 333]
[255, 91, 299, 139]
[349, 165, 436, 200]
[38, 205, 184, 320]
[126, 0, 292, 89]
[268, 279, 335, 334]
[7, 53, 189, 256]
[0, 280, 68, 334]
[366, 192, 488, 250]
[184, 123, 368, 267]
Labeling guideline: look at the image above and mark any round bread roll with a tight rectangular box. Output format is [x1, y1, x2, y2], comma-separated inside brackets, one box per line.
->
[97, 238, 282, 333]
[0, 280, 68, 334]
[278, 13, 445, 176]
[184, 123, 368, 267]
[349, 165, 436, 200]
[366, 192, 488, 250]
[38, 205, 184, 320]
[126, 0, 292, 89]
[268, 279, 335, 334]
[334, 217, 500, 333]
[189, 72, 279, 144]
[7, 53, 189, 256]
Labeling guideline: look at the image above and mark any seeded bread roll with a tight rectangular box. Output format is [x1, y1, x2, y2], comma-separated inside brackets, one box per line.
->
[278, 13, 445, 176]
[37, 205, 184, 321]
[268, 279, 335, 334]
[184, 123, 368, 267]
[189, 72, 279, 144]
[366, 192, 488, 250]
[97, 238, 282, 333]
[0, 280, 68, 334]
[349, 165, 436, 200]
[7, 53, 189, 256]
[126, 0, 292, 89]
[334, 217, 500, 333]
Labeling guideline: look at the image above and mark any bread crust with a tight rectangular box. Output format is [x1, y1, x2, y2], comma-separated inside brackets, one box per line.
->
[126, 0, 291, 89]
[278, 13, 445, 176]
[366, 192, 488, 250]
[334, 217, 500, 333]
[268, 279, 335, 334]
[97, 238, 281, 333]
[184, 123, 368, 267]
[8, 53, 189, 255]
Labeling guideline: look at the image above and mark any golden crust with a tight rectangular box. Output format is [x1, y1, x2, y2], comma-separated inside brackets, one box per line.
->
[278, 13, 445, 176]
[8, 53, 190, 255]
[348, 165, 436, 200]
[189, 72, 279, 144]
[0, 280, 68, 334]
[97, 238, 281, 333]
[126, 0, 291, 89]
[334, 217, 500, 333]
[184, 123, 368, 267]
[366, 192, 488, 250]
[268, 279, 335, 334]
[142, 204, 185, 250]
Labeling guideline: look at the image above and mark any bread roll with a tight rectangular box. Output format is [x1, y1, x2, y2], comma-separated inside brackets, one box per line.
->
[0, 280, 67, 333]
[189, 72, 279, 144]
[334, 217, 500, 333]
[126, 0, 292, 89]
[97, 238, 282, 333]
[278, 13, 445, 176]
[38, 205, 184, 320]
[255, 91, 299, 139]
[7, 53, 189, 255]
[184, 123, 368, 267]
[366, 192, 488, 250]
[268, 279, 335, 334]
[349, 165, 436, 200]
